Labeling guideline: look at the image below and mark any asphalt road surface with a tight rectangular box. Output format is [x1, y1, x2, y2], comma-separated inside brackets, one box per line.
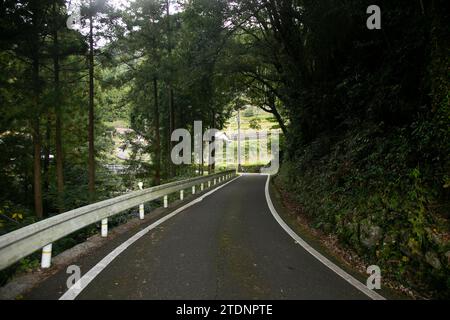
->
[26, 175, 371, 300]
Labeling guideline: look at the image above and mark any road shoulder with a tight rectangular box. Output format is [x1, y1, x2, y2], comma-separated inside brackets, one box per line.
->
[268, 175, 409, 300]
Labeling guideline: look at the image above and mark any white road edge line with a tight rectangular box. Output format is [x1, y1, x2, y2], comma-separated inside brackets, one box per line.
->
[59, 175, 241, 300]
[263, 174, 386, 300]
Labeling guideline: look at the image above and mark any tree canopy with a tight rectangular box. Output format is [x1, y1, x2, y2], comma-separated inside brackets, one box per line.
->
[0, 0, 449, 297]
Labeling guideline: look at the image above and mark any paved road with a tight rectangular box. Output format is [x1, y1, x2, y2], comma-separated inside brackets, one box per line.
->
[27, 175, 370, 300]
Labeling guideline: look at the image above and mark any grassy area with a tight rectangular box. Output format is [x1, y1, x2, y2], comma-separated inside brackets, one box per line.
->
[220, 106, 281, 168]
[224, 106, 279, 132]
[104, 119, 131, 129]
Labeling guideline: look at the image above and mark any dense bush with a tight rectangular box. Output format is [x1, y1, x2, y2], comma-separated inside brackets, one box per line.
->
[278, 112, 450, 297]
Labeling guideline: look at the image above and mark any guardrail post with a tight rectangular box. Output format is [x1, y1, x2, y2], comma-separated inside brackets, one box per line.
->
[101, 218, 108, 237]
[138, 182, 145, 220]
[41, 244, 52, 268]
[0, 171, 240, 271]
[180, 190, 184, 200]
[139, 204, 144, 220]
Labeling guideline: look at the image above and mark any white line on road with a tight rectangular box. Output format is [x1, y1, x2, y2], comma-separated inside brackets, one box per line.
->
[59, 175, 241, 300]
[263, 174, 386, 300]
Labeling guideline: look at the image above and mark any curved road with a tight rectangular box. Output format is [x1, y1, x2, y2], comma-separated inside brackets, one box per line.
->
[27, 175, 376, 300]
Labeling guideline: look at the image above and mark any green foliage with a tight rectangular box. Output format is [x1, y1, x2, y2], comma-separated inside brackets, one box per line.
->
[249, 118, 262, 130]
[278, 118, 450, 297]
[0, 0, 448, 299]
[251, 0, 450, 297]
[243, 108, 255, 118]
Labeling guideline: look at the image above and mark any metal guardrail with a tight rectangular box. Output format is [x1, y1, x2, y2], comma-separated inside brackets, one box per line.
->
[0, 170, 236, 271]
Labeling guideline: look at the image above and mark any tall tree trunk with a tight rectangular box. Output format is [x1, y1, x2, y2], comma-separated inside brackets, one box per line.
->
[209, 111, 216, 174]
[199, 134, 204, 176]
[268, 99, 287, 136]
[169, 86, 175, 176]
[88, 1, 95, 200]
[272, 108, 287, 136]
[43, 114, 51, 215]
[153, 77, 161, 185]
[32, 56, 43, 219]
[166, 0, 175, 177]
[30, 2, 43, 219]
[200, 141, 204, 175]
[33, 118, 43, 219]
[53, 3, 64, 212]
